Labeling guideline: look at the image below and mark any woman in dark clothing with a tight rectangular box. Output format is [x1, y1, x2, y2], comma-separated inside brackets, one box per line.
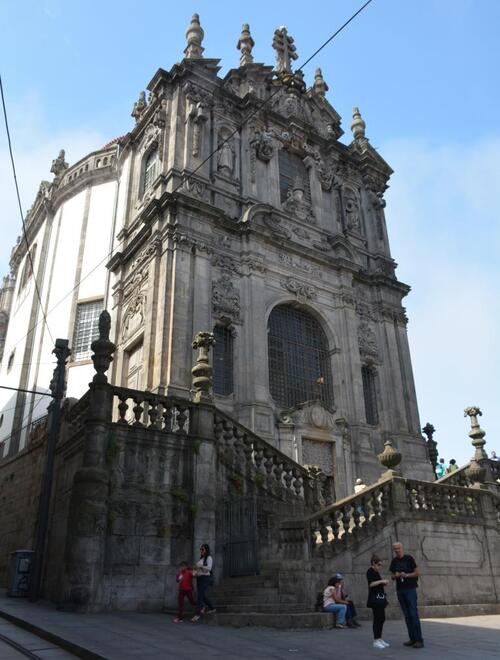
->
[366, 554, 389, 649]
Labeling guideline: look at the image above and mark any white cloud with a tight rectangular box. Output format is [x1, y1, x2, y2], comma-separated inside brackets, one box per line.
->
[0, 91, 106, 275]
[382, 137, 500, 466]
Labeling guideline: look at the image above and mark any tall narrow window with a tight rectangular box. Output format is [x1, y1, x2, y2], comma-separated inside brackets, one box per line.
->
[143, 148, 159, 194]
[278, 150, 310, 204]
[362, 365, 379, 425]
[73, 300, 103, 361]
[18, 244, 37, 294]
[268, 304, 333, 409]
[213, 326, 234, 396]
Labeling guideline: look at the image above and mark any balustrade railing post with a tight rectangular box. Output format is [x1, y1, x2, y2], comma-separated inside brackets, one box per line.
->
[63, 310, 115, 611]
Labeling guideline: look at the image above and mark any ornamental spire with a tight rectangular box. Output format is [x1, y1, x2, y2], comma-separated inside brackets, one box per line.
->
[237, 23, 255, 66]
[272, 26, 298, 74]
[184, 13, 205, 59]
[351, 107, 367, 141]
[313, 68, 329, 97]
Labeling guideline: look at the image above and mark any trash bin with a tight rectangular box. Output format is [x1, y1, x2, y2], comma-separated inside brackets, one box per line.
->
[7, 550, 34, 597]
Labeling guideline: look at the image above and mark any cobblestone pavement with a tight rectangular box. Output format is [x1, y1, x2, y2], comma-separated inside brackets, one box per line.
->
[0, 594, 499, 659]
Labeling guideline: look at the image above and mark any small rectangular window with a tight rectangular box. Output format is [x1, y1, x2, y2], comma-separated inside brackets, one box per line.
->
[73, 300, 103, 361]
[213, 326, 234, 396]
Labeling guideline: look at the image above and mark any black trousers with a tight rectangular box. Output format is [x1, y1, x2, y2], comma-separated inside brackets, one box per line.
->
[371, 605, 386, 639]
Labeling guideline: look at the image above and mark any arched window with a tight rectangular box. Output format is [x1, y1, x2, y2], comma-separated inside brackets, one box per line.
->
[278, 150, 311, 204]
[213, 325, 233, 396]
[361, 365, 379, 425]
[268, 304, 333, 409]
[143, 148, 159, 194]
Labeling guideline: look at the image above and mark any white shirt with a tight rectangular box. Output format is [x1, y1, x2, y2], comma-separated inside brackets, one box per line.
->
[195, 555, 213, 576]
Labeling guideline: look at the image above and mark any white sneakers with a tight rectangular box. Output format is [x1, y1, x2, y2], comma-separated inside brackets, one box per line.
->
[373, 639, 390, 649]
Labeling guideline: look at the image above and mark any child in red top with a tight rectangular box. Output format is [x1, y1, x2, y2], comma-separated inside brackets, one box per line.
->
[174, 561, 196, 623]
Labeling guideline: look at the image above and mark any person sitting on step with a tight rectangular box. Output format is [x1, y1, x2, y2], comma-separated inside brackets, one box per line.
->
[332, 573, 361, 627]
[322, 576, 348, 628]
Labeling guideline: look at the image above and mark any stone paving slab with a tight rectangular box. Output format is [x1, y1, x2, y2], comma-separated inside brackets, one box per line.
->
[0, 593, 499, 659]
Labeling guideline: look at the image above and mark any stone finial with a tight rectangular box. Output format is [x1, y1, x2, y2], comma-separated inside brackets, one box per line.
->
[351, 107, 367, 141]
[131, 91, 147, 121]
[237, 23, 255, 66]
[90, 310, 116, 384]
[313, 68, 329, 97]
[191, 331, 215, 403]
[272, 26, 298, 74]
[377, 437, 402, 476]
[464, 406, 489, 485]
[184, 13, 205, 59]
[50, 149, 68, 179]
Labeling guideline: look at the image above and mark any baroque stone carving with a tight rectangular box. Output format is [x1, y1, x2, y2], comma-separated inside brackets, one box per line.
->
[122, 292, 146, 339]
[184, 13, 205, 59]
[50, 149, 68, 179]
[272, 26, 298, 74]
[281, 277, 317, 301]
[292, 226, 310, 240]
[302, 439, 334, 475]
[212, 273, 241, 321]
[212, 253, 240, 274]
[131, 91, 147, 122]
[358, 322, 379, 359]
[344, 186, 361, 232]
[282, 177, 315, 224]
[217, 136, 235, 176]
[182, 178, 208, 200]
[262, 213, 292, 240]
[279, 253, 322, 279]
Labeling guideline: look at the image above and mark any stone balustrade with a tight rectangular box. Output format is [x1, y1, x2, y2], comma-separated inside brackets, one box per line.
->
[405, 478, 481, 518]
[111, 385, 192, 434]
[307, 477, 393, 556]
[214, 411, 320, 504]
[60, 148, 116, 188]
[437, 464, 472, 487]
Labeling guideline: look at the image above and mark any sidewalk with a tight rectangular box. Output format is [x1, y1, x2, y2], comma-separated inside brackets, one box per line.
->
[0, 592, 499, 659]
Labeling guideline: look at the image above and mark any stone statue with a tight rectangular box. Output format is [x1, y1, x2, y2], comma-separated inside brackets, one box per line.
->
[50, 149, 68, 178]
[217, 138, 234, 176]
[131, 91, 147, 121]
[237, 23, 254, 66]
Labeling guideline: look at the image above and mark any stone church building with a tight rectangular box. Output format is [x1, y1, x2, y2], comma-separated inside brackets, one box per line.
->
[0, 14, 431, 495]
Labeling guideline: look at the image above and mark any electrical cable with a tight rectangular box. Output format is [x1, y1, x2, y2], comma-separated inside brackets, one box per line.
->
[1, 0, 375, 370]
[0, 74, 54, 345]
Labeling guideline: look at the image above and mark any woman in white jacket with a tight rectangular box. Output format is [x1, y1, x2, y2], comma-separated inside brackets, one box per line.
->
[191, 544, 216, 621]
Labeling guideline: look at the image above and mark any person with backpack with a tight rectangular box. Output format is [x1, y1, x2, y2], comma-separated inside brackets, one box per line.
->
[366, 554, 390, 649]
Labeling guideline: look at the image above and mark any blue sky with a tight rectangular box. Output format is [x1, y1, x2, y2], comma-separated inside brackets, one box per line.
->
[1, 0, 499, 465]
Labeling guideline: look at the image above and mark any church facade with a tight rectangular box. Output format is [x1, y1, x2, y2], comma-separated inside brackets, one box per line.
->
[0, 15, 432, 492]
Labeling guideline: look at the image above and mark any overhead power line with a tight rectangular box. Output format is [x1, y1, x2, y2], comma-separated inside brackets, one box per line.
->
[0, 74, 54, 346]
[2, 0, 375, 358]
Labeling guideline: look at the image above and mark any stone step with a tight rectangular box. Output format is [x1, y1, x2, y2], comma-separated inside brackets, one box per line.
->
[215, 594, 299, 606]
[203, 612, 337, 629]
[215, 602, 311, 614]
[210, 587, 279, 601]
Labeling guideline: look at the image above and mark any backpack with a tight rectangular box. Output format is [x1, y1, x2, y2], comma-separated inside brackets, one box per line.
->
[315, 591, 324, 612]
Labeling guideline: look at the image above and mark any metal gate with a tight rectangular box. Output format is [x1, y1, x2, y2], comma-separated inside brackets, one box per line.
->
[223, 496, 259, 577]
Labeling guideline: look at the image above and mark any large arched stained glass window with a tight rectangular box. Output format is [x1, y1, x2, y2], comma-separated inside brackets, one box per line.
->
[268, 304, 333, 409]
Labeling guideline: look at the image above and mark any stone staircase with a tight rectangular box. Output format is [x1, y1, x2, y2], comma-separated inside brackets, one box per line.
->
[207, 562, 335, 629]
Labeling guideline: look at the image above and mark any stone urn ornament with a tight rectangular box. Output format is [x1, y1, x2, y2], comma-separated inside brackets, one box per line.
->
[377, 437, 402, 476]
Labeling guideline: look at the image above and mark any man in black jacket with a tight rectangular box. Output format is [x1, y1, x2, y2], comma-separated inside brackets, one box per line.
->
[390, 541, 424, 648]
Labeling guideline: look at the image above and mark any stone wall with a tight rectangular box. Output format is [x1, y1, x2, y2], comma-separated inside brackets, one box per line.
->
[279, 475, 500, 615]
[0, 434, 46, 587]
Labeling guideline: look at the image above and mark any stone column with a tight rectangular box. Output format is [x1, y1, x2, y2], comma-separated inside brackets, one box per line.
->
[62, 312, 115, 611]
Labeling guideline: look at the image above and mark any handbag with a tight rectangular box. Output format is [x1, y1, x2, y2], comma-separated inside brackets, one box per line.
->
[367, 591, 387, 608]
